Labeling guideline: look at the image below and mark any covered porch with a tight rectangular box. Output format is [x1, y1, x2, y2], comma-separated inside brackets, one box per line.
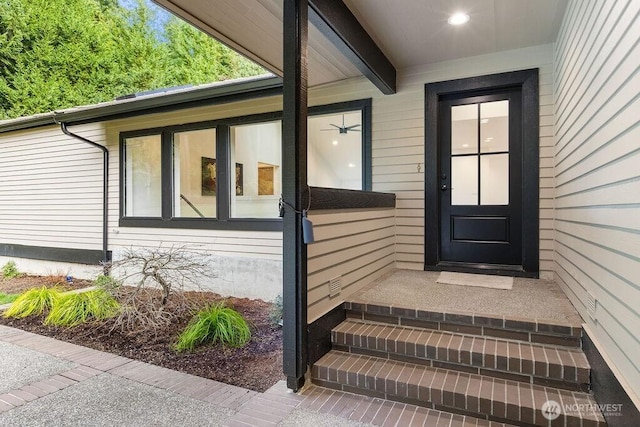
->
[152, 0, 639, 424]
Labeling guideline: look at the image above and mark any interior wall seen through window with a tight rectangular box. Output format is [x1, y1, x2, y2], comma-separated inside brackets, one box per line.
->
[307, 111, 362, 190]
[230, 121, 282, 218]
[124, 135, 162, 217]
[173, 129, 216, 218]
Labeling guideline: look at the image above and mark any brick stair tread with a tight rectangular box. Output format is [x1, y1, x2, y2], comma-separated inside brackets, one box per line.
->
[313, 350, 605, 427]
[333, 319, 590, 387]
[307, 384, 518, 427]
[345, 301, 582, 345]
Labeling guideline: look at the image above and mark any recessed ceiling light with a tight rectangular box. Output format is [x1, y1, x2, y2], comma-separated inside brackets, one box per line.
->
[480, 118, 489, 124]
[448, 12, 470, 26]
[348, 163, 356, 168]
[462, 144, 470, 148]
[332, 140, 338, 146]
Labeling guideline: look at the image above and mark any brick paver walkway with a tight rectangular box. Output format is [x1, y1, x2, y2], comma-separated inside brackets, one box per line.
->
[0, 325, 505, 426]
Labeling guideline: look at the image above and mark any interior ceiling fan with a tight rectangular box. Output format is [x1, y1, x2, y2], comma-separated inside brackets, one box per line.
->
[321, 114, 361, 134]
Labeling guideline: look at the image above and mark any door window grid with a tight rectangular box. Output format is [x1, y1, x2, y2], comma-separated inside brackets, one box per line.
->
[451, 101, 509, 206]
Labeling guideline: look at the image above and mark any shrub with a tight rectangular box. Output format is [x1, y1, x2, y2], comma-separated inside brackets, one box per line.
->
[0, 292, 19, 305]
[94, 274, 121, 290]
[1, 261, 22, 279]
[268, 294, 283, 326]
[175, 302, 251, 352]
[3, 286, 62, 318]
[44, 290, 120, 327]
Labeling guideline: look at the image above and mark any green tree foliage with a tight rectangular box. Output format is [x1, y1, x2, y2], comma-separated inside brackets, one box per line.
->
[0, 0, 265, 120]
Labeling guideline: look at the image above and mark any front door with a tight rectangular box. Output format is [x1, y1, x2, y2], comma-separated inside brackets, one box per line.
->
[439, 90, 522, 266]
[425, 69, 539, 276]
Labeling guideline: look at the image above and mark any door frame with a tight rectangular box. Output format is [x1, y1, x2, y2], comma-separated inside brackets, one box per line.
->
[424, 69, 539, 277]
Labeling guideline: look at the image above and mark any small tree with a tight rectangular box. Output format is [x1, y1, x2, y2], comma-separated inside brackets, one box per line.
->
[104, 245, 216, 332]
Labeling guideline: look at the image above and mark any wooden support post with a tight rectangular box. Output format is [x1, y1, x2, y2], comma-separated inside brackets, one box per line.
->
[282, 0, 309, 392]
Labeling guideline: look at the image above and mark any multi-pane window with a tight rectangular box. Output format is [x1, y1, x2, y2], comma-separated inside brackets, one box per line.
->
[450, 100, 509, 206]
[120, 99, 370, 230]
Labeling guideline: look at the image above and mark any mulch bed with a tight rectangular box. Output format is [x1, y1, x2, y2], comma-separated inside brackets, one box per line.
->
[0, 276, 284, 392]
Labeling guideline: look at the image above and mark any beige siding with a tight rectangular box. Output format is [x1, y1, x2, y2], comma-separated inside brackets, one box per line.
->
[553, 0, 640, 405]
[307, 208, 396, 322]
[0, 124, 104, 250]
[310, 44, 556, 276]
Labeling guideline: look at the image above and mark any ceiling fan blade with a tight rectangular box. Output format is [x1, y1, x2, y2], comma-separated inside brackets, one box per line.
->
[345, 124, 361, 130]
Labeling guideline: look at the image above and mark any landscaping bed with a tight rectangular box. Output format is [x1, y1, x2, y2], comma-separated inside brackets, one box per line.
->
[0, 277, 284, 392]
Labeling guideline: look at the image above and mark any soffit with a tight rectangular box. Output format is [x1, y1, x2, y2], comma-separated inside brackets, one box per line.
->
[154, 0, 361, 87]
[156, 0, 567, 86]
[343, 0, 568, 68]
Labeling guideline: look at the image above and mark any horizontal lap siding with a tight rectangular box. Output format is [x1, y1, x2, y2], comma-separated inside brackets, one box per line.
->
[0, 124, 104, 250]
[312, 44, 555, 274]
[306, 208, 396, 322]
[553, 0, 640, 404]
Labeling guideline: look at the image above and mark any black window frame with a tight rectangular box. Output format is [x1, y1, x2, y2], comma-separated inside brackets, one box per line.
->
[119, 98, 372, 231]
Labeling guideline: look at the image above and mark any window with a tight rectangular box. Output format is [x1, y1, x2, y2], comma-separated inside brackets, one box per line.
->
[308, 100, 371, 191]
[173, 129, 216, 218]
[119, 99, 371, 230]
[308, 110, 363, 190]
[123, 134, 162, 217]
[450, 100, 509, 206]
[230, 120, 282, 219]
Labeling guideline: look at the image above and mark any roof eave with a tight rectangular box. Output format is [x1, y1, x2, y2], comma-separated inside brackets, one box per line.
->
[0, 75, 283, 134]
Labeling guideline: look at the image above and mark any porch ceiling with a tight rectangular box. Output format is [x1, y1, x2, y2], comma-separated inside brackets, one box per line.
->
[155, 0, 567, 87]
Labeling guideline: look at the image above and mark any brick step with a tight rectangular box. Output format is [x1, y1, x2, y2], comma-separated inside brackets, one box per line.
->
[333, 319, 590, 392]
[345, 301, 583, 348]
[313, 350, 606, 427]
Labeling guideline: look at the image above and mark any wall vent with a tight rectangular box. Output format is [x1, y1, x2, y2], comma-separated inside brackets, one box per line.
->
[586, 291, 597, 321]
[329, 277, 342, 298]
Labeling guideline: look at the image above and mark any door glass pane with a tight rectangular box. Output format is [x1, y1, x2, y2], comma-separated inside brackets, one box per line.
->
[124, 135, 161, 217]
[452, 156, 478, 205]
[481, 154, 509, 205]
[173, 129, 216, 218]
[480, 100, 509, 153]
[451, 104, 477, 155]
[230, 120, 282, 218]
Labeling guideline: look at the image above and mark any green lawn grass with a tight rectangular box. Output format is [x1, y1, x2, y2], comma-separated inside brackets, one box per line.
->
[0, 292, 19, 305]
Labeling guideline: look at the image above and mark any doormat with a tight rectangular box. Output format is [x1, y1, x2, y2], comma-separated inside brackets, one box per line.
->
[436, 271, 513, 290]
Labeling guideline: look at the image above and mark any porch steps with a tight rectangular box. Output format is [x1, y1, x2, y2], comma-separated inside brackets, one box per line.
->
[332, 319, 590, 392]
[311, 304, 605, 426]
[344, 301, 583, 348]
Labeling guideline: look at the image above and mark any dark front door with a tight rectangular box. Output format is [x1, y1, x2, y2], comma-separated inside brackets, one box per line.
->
[425, 69, 539, 276]
[439, 89, 523, 266]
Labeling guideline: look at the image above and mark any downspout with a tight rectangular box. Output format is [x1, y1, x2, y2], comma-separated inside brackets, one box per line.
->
[57, 121, 109, 267]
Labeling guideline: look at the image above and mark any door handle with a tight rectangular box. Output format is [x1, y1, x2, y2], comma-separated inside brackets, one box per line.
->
[441, 184, 448, 191]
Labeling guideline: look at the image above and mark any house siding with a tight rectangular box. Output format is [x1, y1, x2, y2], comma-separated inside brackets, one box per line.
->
[310, 43, 556, 277]
[307, 208, 396, 323]
[553, 0, 640, 406]
[0, 124, 104, 250]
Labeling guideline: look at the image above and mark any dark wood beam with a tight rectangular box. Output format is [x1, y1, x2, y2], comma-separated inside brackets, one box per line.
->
[308, 0, 396, 94]
[282, 0, 309, 392]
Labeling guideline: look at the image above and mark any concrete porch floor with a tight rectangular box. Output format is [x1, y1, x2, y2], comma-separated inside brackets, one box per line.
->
[349, 270, 583, 327]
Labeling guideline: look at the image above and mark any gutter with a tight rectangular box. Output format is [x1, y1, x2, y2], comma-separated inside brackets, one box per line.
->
[57, 121, 110, 267]
[0, 75, 283, 134]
